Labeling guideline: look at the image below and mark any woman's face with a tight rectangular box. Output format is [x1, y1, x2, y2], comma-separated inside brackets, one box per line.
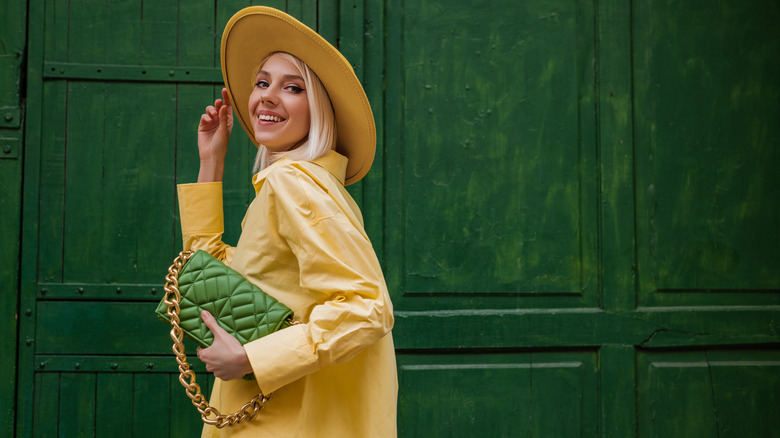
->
[248, 54, 311, 153]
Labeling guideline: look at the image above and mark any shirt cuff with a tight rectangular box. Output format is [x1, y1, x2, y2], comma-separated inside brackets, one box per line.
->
[177, 182, 224, 235]
[244, 323, 318, 394]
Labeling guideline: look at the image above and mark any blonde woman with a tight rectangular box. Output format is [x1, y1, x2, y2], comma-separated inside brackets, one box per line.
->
[179, 6, 397, 438]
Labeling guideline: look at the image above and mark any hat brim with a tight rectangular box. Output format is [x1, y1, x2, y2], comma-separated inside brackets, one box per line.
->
[221, 6, 375, 185]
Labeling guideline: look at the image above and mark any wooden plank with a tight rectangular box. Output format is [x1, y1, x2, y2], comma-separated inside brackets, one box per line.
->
[32, 372, 59, 438]
[0, 143, 21, 438]
[0, 0, 25, 107]
[317, 0, 338, 42]
[36, 81, 67, 283]
[67, 0, 107, 62]
[36, 283, 164, 301]
[599, 345, 636, 437]
[285, 0, 303, 22]
[17, 0, 46, 434]
[100, 81, 144, 284]
[95, 373, 133, 438]
[44, 62, 223, 83]
[43, 0, 69, 64]
[0, 4, 25, 431]
[58, 372, 96, 438]
[597, 0, 637, 314]
[177, 1, 217, 67]
[141, 1, 178, 65]
[360, 0, 385, 254]
[103, 0, 142, 65]
[300, 0, 318, 29]
[133, 374, 171, 435]
[383, 0, 405, 299]
[34, 356, 207, 374]
[393, 308, 779, 350]
[61, 81, 106, 283]
[340, 0, 364, 209]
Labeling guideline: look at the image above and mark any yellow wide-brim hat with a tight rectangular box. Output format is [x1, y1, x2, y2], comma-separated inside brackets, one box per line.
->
[221, 6, 376, 185]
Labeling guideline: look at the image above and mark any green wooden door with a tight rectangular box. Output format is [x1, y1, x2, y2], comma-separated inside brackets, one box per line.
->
[14, 0, 779, 436]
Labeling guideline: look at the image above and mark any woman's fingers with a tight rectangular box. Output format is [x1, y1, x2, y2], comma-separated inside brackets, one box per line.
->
[221, 88, 232, 107]
[201, 310, 220, 332]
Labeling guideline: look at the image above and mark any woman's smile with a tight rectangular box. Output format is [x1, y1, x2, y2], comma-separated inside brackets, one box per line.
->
[257, 110, 285, 124]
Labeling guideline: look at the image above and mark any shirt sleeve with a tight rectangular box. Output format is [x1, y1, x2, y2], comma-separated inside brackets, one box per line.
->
[177, 181, 235, 263]
[243, 167, 394, 394]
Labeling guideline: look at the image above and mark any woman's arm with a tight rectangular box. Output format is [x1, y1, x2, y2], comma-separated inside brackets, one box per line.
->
[197, 88, 233, 183]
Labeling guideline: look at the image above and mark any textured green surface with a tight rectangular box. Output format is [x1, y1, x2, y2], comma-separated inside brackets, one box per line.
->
[0, 1, 26, 437]
[633, 0, 780, 300]
[9, 0, 780, 436]
[638, 349, 780, 437]
[398, 351, 599, 437]
[399, 0, 597, 295]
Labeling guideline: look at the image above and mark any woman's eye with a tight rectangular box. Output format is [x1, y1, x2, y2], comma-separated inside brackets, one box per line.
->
[286, 85, 304, 94]
[255, 80, 269, 88]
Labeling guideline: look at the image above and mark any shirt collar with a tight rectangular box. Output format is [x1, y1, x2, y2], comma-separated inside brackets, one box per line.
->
[252, 150, 348, 193]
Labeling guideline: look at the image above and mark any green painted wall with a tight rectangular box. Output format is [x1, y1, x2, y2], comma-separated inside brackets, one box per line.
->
[5, 0, 779, 436]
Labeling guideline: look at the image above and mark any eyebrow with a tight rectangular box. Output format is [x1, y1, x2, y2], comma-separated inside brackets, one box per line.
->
[257, 70, 305, 82]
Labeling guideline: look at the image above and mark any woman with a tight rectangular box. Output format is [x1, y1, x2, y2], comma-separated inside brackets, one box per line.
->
[177, 6, 397, 437]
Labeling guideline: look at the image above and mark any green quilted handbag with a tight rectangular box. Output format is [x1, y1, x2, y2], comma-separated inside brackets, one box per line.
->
[156, 249, 296, 428]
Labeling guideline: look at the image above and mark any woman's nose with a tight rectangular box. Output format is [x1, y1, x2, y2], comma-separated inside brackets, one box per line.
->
[261, 90, 278, 105]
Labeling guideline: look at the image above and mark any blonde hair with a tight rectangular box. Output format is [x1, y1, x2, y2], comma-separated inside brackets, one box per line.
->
[252, 52, 337, 173]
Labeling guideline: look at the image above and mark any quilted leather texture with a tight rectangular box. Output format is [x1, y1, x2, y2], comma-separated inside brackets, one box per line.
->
[156, 250, 294, 348]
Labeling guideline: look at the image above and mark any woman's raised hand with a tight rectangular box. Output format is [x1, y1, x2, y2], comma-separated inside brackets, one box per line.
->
[197, 88, 233, 182]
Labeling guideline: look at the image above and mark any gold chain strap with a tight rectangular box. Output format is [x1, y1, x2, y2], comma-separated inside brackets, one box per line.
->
[162, 250, 271, 428]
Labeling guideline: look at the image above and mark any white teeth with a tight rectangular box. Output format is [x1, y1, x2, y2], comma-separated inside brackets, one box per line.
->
[259, 114, 284, 122]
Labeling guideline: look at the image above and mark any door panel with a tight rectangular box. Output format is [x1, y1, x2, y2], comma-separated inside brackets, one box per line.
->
[633, 0, 780, 304]
[387, 0, 598, 305]
[637, 349, 780, 437]
[398, 351, 598, 437]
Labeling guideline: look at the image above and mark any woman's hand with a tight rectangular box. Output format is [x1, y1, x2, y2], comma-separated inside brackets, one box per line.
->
[197, 88, 233, 182]
[196, 310, 253, 381]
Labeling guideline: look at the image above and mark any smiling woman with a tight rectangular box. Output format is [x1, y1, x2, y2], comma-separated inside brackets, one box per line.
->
[180, 6, 397, 438]
[249, 54, 312, 153]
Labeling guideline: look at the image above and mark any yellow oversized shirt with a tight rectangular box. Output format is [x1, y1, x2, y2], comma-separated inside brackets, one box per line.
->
[177, 151, 398, 437]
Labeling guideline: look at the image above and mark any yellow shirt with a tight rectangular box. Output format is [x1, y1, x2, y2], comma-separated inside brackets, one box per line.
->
[177, 151, 398, 437]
